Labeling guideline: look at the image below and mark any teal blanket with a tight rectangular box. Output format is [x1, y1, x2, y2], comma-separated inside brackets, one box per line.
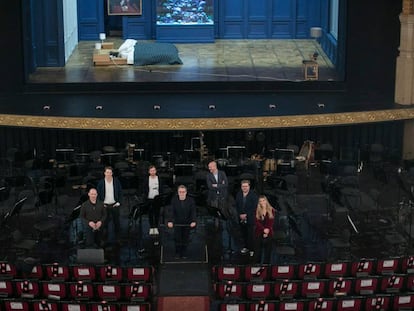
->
[134, 42, 183, 66]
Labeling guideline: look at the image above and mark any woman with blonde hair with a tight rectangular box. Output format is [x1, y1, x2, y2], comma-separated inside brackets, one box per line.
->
[254, 195, 275, 263]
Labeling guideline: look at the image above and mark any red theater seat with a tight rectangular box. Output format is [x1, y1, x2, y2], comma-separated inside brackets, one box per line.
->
[4, 299, 30, 311]
[68, 281, 94, 300]
[125, 266, 153, 283]
[0, 280, 13, 298]
[89, 301, 117, 311]
[215, 281, 244, 299]
[245, 282, 271, 300]
[278, 300, 305, 311]
[214, 265, 243, 282]
[41, 281, 67, 300]
[124, 282, 152, 302]
[32, 300, 59, 311]
[72, 265, 96, 281]
[324, 262, 349, 278]
[364, 295, 392, 311]
[118, 302, 151, 311]
[99, 265, 123, 282]
[271, 264, 296, 280]
[379, 274, 405, 293]
[354, 276, 379, 295]
[401, 255, 414, 274]
[219, 302, 248, 311]
[376, 257, 400, 275]
[298, 263, 322, 279]
[307, 297, 335, 311]
[14, 279, 40, 299]
[244, 265, 269, 282]
[249, 300, 276, 311]
[350, 259, 374, 277]
[27, 265, 44, 280]
[335, 297, 363, 311]
[0, 262, 17, 279]
[96, 283, 122, 301]
[45, 263, 70, 281]
[392, 293, 414, 310]
[60, 301, 88, 311]
[273, 279, 299, 299]
[301, 279, 326, 298]
[326, 277, 353, 296]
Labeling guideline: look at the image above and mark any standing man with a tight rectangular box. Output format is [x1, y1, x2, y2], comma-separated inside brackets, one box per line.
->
[80, 188, 106, 247]
[235, 179, 258, 255]
[167, 185, 197, 258]
[206, 161, 228, 208]
[143, 165, 163, 235]
[97, 166, 123, 240]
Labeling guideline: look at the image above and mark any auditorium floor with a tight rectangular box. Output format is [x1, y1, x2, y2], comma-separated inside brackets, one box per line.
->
[27, 38, 338, 83]
[0, 159, 412, 271]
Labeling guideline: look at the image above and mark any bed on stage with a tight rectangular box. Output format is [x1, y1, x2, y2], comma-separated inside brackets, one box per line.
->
[118, 39, 183, 66]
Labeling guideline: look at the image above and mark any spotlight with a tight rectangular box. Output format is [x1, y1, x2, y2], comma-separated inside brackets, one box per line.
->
[99, 33, 106, 44]
[208, 105, 216, 110]
[269, 104, 276, 109]
[42, 105, 50, 110]
[317, 103, 325, 108]
[153, 105, 161, 110]
[95, 105, 103, 110]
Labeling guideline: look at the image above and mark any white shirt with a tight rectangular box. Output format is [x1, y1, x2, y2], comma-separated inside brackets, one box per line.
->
[148, 176, 159, 199]
[104, 179, 116, 204]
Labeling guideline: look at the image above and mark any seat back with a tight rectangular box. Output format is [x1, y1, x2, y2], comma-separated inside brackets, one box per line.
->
[244, 265, 269, 282]
[124, 282, 152, 302]
[32, 300, 59, 311]
[245, 282, 271, 300]
[96, 283, 122, 301]
[41, 281, 67, 300]
[214, 265, 243, 282]
[335, 297, 363, 311]
[298, 263, 322, 279]
[273, 279, 299, 299]
[301, 280, 326, 298]
[125, 266, 153, 283]
[14, 279, 40, 299]
[99, 265, 123, 282]
[354, 276, 379, 295]
[0, 262, 17, 279]
[72, 265, 97, 282]
[68, 281, 95, 300]
[364, 295, 392, 311]
[271, 264, 296, 280]
[215, 281, 244, 299]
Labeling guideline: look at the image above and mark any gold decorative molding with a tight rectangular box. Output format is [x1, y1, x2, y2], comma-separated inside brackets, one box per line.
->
[0, 108, 413, 131]
[403, 0, 414, 15]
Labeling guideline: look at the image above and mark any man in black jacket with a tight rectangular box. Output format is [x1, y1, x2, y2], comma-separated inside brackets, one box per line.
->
[167, 185, 197, 258]
[80, 188, 106, 247]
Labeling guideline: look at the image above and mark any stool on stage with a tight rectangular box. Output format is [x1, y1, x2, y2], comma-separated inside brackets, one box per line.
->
[302, 53, 319, 80]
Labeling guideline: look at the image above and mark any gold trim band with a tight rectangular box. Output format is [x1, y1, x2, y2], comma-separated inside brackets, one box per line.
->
[0, 108, 413, 130]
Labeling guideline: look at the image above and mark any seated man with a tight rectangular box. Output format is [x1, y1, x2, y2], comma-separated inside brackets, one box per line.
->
[166, 185, 197, 258]
[80, 188, 106, 248]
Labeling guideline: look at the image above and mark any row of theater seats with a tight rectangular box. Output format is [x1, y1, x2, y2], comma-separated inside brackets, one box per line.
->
[0, 263, 154, 310]
[212, 256, 414, 281]
[212, 257, 414, 310]
[1, 300, 151, 311]
[217, 294, 414, 311]
[0, 263, 154, 283]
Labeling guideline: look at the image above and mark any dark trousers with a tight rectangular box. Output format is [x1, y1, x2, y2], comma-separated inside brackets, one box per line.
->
[240, 223, 254, 250]
[255, 236, 272, 264]
[148, 199, 160, 228]
[85, 227, 103, 248]
[174, 226, 191, 256]
[104, 204, 120, 235]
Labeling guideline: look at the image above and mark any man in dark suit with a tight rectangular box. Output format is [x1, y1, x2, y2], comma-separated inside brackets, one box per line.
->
[206, 160, 228, 208]
[235, 179, 258, 255]
[167, 185, 197, 258]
